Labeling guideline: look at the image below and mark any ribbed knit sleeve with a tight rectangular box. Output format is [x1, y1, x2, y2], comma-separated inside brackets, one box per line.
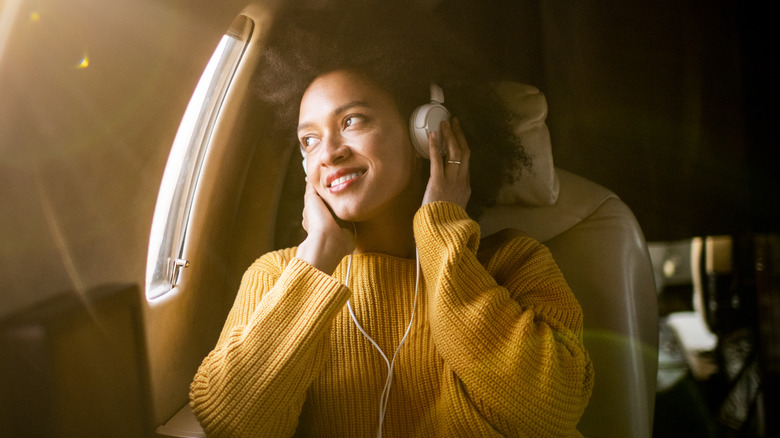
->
[413, 201, 594, 437]
[189, 248, 350, 437]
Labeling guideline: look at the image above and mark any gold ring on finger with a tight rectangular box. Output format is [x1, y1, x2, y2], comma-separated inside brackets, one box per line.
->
[447, 160, 462, 165]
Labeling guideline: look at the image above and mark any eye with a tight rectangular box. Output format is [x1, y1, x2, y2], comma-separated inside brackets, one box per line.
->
[343, 114, 365, 129]
[300, 135, 319, 150]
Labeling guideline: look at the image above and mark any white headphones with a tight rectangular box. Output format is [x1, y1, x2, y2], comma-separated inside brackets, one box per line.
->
[409, 83, 450, 159]
[301, 83, 449, 173]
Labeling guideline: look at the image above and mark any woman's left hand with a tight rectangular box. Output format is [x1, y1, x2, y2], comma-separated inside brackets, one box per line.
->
[421, 117, 471, 209]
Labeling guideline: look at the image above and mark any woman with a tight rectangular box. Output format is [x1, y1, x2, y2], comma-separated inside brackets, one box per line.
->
[190, 3, 593, 437]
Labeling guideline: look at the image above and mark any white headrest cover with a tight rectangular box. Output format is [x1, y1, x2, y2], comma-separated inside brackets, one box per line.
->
[492, 81, 560, 206]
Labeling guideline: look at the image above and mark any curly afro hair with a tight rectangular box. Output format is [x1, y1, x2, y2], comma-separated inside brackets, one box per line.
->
[252, 0, 530, 219]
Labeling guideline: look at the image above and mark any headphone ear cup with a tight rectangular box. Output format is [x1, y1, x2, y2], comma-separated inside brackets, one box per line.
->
[409, 102, 450, 159]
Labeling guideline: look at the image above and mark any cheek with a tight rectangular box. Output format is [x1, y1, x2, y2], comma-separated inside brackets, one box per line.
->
[383, 126, 416, 161]
[380, 147, 420, 191]
[372, 136, 414, 176]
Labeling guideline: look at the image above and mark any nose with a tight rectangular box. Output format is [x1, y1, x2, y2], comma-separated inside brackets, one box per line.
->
[319, 132, 350, 167]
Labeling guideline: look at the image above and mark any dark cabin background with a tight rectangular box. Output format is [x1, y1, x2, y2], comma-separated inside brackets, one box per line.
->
[438, 0, 778, 242]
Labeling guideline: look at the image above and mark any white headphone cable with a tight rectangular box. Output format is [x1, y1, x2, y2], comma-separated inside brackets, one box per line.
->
[343, 235, 420, 438]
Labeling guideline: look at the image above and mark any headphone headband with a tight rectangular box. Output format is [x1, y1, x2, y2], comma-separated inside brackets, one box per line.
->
[430, 83, 445, 104]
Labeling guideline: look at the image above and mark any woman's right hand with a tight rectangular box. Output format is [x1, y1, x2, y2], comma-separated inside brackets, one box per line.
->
[296, 179, 356, 274]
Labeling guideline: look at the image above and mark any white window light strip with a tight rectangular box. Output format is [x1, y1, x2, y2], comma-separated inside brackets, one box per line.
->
[145, 37, 229, 299]
[172, 35, 246, 259]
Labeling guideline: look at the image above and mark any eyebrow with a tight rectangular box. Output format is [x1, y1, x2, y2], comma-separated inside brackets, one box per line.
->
[297, 100, 369, 134]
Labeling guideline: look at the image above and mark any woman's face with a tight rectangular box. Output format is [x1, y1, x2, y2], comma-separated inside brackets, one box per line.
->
[298, 70, 422, 222]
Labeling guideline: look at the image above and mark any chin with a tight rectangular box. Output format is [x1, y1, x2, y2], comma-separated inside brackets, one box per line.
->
[327, 203, 358, 221]
[332, 203, 376, 224]
[333, 209, 364, 223]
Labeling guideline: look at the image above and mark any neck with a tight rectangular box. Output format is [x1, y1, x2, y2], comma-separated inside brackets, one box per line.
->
[353, 218, 416, 259]
[352, 160, 427, 259]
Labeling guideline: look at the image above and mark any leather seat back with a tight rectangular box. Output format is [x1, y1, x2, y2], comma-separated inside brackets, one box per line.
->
[480, 168, 658, 437]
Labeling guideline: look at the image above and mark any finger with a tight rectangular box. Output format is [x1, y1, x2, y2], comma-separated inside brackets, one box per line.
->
[303, 179, 327, 222]
[428, 129, 443, 179]
[442, 120, 458, 161]
[303, 178, 317, 205]
[441, 120, 464, 178]
[451, 118, 470, 173]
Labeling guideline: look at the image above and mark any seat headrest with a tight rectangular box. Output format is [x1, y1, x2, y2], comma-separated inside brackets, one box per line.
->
[492, 81, 560, 207]
[480, 168, 618, 242]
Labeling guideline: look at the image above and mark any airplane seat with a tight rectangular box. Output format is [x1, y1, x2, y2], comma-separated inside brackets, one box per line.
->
[478, 81, 659, 437]
[0, 283, 152, 437]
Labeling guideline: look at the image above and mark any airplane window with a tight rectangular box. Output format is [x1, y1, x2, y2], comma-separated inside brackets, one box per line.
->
[145, 15, 253, 300]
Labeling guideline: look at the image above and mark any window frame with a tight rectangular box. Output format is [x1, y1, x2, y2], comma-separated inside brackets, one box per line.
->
[145, 16, 253, 300]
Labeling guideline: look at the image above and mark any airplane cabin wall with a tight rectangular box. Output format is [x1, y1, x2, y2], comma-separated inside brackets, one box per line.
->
[0, 0, 282, 429]
[1, 0, 239, 319]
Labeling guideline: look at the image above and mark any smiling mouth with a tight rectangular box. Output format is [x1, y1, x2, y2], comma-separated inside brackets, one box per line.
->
[327, 171, 365, 189]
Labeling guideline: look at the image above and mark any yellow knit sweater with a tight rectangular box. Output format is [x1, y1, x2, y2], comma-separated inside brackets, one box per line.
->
[190, 202, 593, 437]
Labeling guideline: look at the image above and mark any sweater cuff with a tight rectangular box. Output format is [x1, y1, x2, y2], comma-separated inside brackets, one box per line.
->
[414, 201, 480, 253]
[280, 257, 350, 315]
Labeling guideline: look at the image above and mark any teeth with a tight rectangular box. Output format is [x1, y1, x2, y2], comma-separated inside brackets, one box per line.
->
[330, 172, 362, 188]
[330, 172, 362, 187]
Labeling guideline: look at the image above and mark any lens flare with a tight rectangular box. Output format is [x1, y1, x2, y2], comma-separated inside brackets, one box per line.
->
[77, 54, 89, 68]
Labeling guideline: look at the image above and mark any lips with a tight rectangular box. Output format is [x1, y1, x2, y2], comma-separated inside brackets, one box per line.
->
[326, 168, 366, 191]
